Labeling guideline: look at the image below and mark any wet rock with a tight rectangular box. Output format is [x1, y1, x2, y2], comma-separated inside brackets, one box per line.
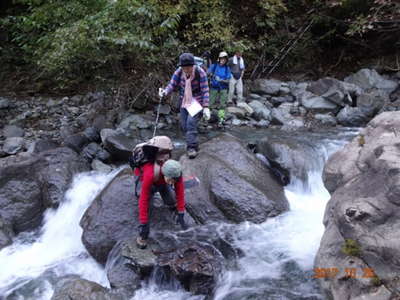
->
[3, 137, 25, 155]
[106, 239, 154, 292]
[0, 147, 89, 233]
[3, 125, 25, 138]
[158, 242, 223, 295]
[91, 159, 113, 173]
[181, 133, 289, 224]
[51, 276, 122, 300]
[0, 216, 13, 250]
[345, 68, 398, 94]
[337, 106, 369, 127]
[317, 111, 400, 300]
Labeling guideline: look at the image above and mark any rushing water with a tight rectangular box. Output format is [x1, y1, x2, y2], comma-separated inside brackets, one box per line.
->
[0, 128, 358, 299]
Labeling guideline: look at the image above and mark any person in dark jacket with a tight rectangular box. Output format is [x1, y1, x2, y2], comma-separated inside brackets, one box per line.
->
[133, 136, 187, 249]
[159, 53, 210, 159]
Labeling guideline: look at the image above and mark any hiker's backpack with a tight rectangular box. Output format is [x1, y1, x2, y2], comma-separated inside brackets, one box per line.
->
[129, 142, 150, 170]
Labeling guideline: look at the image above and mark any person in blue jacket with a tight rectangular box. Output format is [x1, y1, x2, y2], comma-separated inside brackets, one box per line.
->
[208, 51, 232, 126]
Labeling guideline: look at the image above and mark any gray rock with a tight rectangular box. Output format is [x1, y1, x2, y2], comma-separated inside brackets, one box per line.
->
[106, 239, 153, 292]
[0, 97, 10, 109]
[83, 127, 101, 143]
[236, 102, 254, 115]
[3, 125, 25, 138]
[51, 277, 121, 300]
[357, 89, 388, 117]
[300, 92, 339, 112]
[118, 114, 153, 131]
[91, 159, 112, 173]
[337, 106, 369, 127]
[314, 114, 337, 126]
[281, 119, 305, 131]
[3, 137, 25, 155]
[63, 133, 90, 153]
[0, 147, 89, 233]
[317, 112, 400, 299]
[279, 84, 291, 95]
[345, 68, 398, 94]
[251, 79, 282, 95]
[30, 139, 59, 154]
[269, 95, 294, 106]
[181, 133, 289, 224]
[226, 107, 246, 119]
[46, 99, 60, 107]
[100, 128, 118, 145]
[104, 134, 138, 161]
[248, 100, 272, 121]
[0, 216, 13, 250]
[248, 93, 262, 100]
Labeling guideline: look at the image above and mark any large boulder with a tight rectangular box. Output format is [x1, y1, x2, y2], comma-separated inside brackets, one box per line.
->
[307, 77, 362, 107]
[105, 223, 238, 297]
[336, 106, 369, 127]
[344, 68, 398, 94]
[80, 167, 196, 264]
[316, 111, 400, 300]
[181, 133, 289, 224]
[248, 100, 272, 121]
[251, 79, 283, 96]
[0, 216, 13, 250]
[103, 134, 138, 161]
[299, 91, 339, 112]
[0, 147, 89, 233]
[357, 89, 388, 118]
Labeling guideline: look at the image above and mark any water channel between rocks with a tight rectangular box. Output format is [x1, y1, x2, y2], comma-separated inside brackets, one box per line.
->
[0, 127, 359, 300]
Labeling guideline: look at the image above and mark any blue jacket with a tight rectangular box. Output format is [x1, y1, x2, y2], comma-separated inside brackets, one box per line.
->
[208, 63, 231, 90]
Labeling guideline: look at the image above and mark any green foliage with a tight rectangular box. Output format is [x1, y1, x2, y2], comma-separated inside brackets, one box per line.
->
[1, 0, 399, 89]
[342, 239, 361, 257]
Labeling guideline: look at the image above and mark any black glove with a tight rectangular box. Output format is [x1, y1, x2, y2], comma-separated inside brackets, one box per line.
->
[138, 223, 150, 240]
[176, 212, 188, 230]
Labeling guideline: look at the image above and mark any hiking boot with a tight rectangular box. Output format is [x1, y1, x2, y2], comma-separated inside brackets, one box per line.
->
[136, 236, 147, 249]
[187, 148, 198, 159]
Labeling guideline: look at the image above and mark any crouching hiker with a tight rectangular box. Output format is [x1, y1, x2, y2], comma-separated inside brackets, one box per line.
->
[159, 53, 211, 159]
[129, 136, 187, 249]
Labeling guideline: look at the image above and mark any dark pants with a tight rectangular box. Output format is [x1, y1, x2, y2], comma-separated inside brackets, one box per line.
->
[180, 107, 202, 150]
[135, 176, 176, 210]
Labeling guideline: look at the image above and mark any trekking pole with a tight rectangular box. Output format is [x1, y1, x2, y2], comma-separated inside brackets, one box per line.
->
[152, 93, 163, 137]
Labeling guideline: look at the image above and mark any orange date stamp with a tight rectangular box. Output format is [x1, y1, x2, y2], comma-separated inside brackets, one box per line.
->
[313, 267, 376, 279]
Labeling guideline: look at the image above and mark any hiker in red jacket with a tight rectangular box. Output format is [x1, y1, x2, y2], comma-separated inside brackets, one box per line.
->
[133, 136, 187, 249]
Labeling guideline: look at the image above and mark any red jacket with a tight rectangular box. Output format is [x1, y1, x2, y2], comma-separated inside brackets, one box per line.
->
[134, 162, 185, 224]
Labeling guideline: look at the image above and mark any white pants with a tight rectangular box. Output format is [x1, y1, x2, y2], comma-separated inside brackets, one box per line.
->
[228, 77, 244, 103]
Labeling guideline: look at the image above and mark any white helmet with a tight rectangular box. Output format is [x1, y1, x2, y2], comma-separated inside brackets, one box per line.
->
[218, 51, 228, 59]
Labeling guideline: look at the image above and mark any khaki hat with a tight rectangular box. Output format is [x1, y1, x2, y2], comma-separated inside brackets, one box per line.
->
[146, 136, 173, 150]
[162, 160, 182, 178]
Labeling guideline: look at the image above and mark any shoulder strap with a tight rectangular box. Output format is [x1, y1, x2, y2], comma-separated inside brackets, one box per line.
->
[211, 63, 217, 74]
[195, 66, 201, 82]
[153, 163, 161, 183]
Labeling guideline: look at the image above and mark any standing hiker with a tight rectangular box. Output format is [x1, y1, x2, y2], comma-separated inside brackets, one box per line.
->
[159, 53, 210, 159]
[130, 136, 187, 249]
[208, 51, 232, 127]
[228, 49, 245, 104]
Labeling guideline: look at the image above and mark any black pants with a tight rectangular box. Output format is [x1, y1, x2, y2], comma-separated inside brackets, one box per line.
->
[135, 176, 176, 211]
